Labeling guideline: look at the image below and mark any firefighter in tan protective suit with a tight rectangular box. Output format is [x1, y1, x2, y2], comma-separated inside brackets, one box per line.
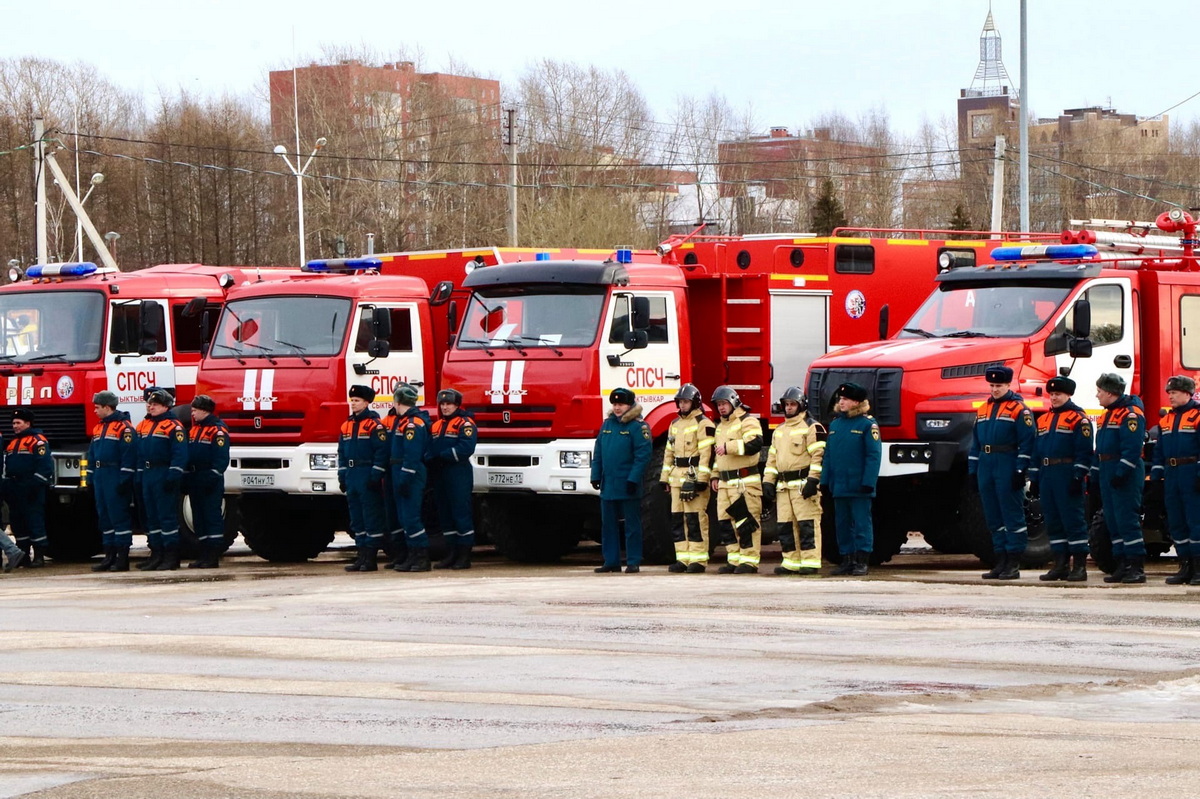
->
[763, 386, 826, 575]
[709, 386, 764, 573]
[660, 384, 716, 573]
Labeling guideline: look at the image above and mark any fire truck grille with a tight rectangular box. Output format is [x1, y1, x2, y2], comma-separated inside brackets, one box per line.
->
[941, 361, 1004, 380]
[222, 410, 306, 435]
[806, 368, 902, 428]
[0, 405, 87, 446]
[474, 405, 557, 431]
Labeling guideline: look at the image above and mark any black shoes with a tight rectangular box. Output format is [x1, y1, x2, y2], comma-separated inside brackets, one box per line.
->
[594, 564, 620, 573]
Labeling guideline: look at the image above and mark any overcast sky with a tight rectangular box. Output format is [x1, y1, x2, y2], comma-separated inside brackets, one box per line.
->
[4, 0, 1196, 138]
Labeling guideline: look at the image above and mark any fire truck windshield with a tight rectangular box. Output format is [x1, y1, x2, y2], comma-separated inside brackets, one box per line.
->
[212, 296, 353, 359]
[456, 287, 606, 350]
[899, 284, 1072, 339]
[0, 290, 103, 362]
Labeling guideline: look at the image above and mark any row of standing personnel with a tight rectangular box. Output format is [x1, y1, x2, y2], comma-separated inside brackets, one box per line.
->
[971, 366, 1200, 585]
[590, 381, 882, 576]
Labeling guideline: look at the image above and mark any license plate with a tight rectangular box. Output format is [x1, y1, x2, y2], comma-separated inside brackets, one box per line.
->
[488, 472, 522, 486]
[241, 474, 275, 487]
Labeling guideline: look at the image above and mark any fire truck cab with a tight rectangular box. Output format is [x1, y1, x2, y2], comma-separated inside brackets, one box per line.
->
[806, 209, 1200, 570]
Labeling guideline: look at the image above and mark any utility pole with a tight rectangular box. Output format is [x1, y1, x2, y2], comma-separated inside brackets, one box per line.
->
[990, 135, 1006, 235]
[1018, 0, 1030, 232]
[34, 117, 47, 266]
[505, 108, 517, 247]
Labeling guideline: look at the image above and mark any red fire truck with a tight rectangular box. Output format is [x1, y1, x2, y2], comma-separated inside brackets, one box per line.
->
[438, 230, 1020, 563]
[805, 209, 1200, 569]
[0, 261, 288, 558]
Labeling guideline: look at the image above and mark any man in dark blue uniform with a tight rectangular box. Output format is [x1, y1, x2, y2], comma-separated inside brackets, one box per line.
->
[1028, 376, 1093, 581]
[88, 390, 137, 572]
[135, 387, 188, 571]
[1150, 375, 1200, 585]
[4, 408, 52, 567]
[970, 365, 1035, 580]
[389, 383, 432, 573]
[821, 382, 882, 576]
[339, 385, 388, 572]
[185, 394, 230, 569]
[590, 387, 653, 573]
[1093, 372, 1147, 584]
[428, 388, 478, 570]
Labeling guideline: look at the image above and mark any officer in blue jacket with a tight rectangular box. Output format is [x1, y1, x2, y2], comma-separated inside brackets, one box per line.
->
[135, 387, 188, 571]
[87, 390, 137, 572]
[427, 388, 478, 570]
[970, 366, 1035, 581]
[380, 404, 407, 569]
[339, 384, 389, 572]
[4, 408, 53, 567]
[1150, 375, 1200, 585]
[185, 395, 230, 569]
[590, 387, 653, 573]
[1093, 372, 1147, 584]
[821, 382, 882, 576]
[1028, 376, 1093, 582]
[389, 382, 432, 573]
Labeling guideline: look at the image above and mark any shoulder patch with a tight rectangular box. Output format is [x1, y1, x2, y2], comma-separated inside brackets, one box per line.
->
[870, 426, 880, 441]
[216, 436, 227, 446]
[174, 430, 185, 443]
[1127, 417, 1139, 432]
[122, 430, 134, 444]
[642, 425, 651, 440]
[375, 428, 387, 441]
[1082, 424, 1091, 438]
[1024, 413, 1033, 427]
[463, 425, 474, 437]
[405, 428, 416, 440]
[36, 444, 46, 456]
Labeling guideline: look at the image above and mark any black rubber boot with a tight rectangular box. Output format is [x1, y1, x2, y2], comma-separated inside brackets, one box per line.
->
[1066, 553, 1087, 582]
[188, 548, 220, 569]
[668, 560, 688, 573]
[686, 562, 706, 573]
[1103, 558, 1128, 583]
[434, 547, 460, 570]
[850, 552, 869, 576]
[28, 545, 45, 568]
[450, 546, 472, 570]
[1189, 557, 1200, 586]
[154, 547, 181, 571]
[1120, 555, 1146, 583]
[138, 548, 163, 571]
[997, 552, 1021, 580]
[1039, 551, 1070, 581]
[773, 565, 797, 576]
[1165, 555, 1194, 585]
[717, 562, 738, 574]
[359, 548, 379, 572]
[392, 548, 419, 572]
[111, 547, 130, 572]
[982, 551, 1006, 580]
[91, 546, 116, 572]
[830, 555, 855, 576]
[345, 548, 366, 572]
[406, 547, 430, 572]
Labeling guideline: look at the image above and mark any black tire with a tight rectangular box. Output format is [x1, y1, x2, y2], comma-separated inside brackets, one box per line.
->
[483, 495, 581, 563]
[818, 492, 905, 566]
[179, 493, 239, 559]
[639, 441, 674, 565]
[45, 492, 101, 560]
[919, 526, 971, 554]
[1088, 508, 1116, 574]
[240, 494, 336, 562]
[959, 485, 1050, 568]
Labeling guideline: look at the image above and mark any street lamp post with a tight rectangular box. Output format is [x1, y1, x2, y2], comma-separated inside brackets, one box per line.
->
[74, 172, 104, 262]
[274, 137, 327, 267]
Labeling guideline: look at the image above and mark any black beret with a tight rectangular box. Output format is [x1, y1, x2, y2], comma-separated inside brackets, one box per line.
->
[348, 384, 376, 402]
[835, 382, 868, 403]
[12, 408, 34, 424]
[985, 365, 1014, 384]
[1046, 376, 1076, 395]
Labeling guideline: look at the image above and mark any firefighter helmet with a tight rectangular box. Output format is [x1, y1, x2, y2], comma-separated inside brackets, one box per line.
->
[674, 384, 701, 410]
[711, 385, 741, 409]
[779, 386, 807, 417]
[609, 387, 636, 405]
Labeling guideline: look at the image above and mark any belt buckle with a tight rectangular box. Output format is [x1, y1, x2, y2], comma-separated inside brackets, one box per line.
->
[983, 445, 992, 454]
[1170, 457, 1178, 467]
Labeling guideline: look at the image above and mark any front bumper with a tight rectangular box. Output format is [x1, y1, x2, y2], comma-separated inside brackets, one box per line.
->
[226, 444, 342, 495]
[473, 440, 600, 495]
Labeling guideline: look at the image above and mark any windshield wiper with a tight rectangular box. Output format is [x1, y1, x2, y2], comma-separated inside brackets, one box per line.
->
[901, 327, 936, 338]
[211, 343, 247, 364]
[23, 352, 67, 362]
[519, 335, 562, 356]
[943, 330, 989, 338]
[241, 341, 278, 364]
[457, 337, 495, 356]
[497, 338, 527, 355]
[275, 339, 312, 365]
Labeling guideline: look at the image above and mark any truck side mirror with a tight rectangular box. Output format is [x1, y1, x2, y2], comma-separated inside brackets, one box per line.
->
[429, 280, 453, 307]
[371, 306, 392, 340]
[1068, 338, 1093, 359]
[623, 330, 649, 350]
[878, 303, 890, 340]
[368, 339, 390, 358]
[447, 301, 459, 335]
[631, 296, 651, 331]
[138, 301, 164, 355]
[1070, 299, 1091, 339]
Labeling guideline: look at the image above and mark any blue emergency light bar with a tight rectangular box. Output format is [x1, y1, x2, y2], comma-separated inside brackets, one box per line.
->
[991, 244, 1098, 262]
[27, 262, 99, 279]
[615, 248, 633, 264]
[303, 258, 382, 273]
[535, 252, 551, 261]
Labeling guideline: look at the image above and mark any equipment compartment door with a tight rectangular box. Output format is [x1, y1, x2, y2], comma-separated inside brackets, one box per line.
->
[769, 291, 831, 401]
[347, 303, 426, 413]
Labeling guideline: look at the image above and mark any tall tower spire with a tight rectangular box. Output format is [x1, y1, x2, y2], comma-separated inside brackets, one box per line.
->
[969, 9, 1018, 100]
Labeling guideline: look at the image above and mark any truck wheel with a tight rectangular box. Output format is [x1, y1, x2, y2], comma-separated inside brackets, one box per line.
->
[483, 495, 581, 563]
[817, 494, 903, 566]
[179, 494, 239, 559]
[45, 493, 101, 561]
[1087, 508, 1116, 574]
[959, 490, 995, 565]
[1018, 490, 1051, 569]
[239, 494, 335, 562]
[638, 441, 674, 565]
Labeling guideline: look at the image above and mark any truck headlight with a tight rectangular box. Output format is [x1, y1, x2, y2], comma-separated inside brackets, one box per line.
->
[560, 451, 591, 468]
[309, 453, 339, 470]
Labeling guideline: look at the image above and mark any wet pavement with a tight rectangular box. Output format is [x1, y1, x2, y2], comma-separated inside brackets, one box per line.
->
[1, 536, 1199, 797]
